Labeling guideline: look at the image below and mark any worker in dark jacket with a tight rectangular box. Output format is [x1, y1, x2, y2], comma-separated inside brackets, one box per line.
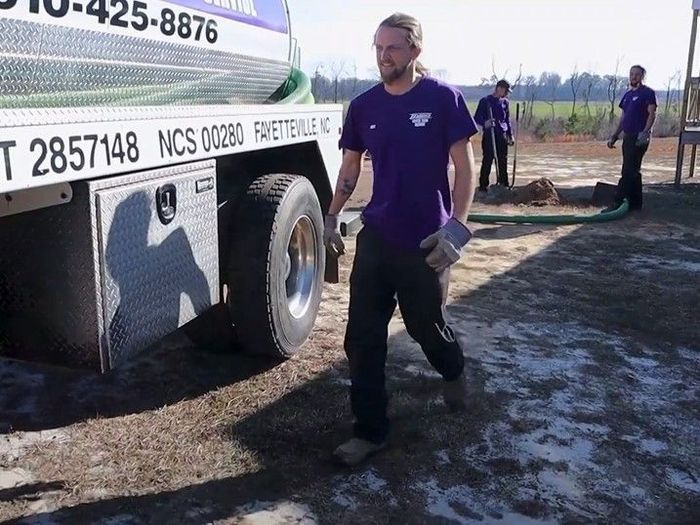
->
[474, 80, 514, 190]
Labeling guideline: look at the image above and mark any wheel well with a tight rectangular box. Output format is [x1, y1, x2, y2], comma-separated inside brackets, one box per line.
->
[215, 142, 338, 284]
[215, 141, 333, 212]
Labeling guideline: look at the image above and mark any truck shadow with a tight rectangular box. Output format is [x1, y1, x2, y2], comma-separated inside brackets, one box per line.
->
[0, 304, 279, 433]
[0, 186, 277, 432]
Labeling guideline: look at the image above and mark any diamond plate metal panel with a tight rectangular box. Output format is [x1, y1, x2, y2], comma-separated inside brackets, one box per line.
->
[0, 18, 291, 109]
[0, 184, 101, 368]
[0, 161, 219, 371]
[94, 167, 219, 368]
[86, 160, 218, 358]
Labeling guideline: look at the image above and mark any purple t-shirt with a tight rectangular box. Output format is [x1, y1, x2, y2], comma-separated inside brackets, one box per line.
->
[339, 77, 478, 251]
[474, 95, 512, 137]
[619, 85, 657, 135]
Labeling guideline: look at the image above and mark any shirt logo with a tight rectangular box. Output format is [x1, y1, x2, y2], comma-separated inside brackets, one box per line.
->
[370, 124, 377, 130]
[632, 96, 639, 101]
[409, 112, 432, 127]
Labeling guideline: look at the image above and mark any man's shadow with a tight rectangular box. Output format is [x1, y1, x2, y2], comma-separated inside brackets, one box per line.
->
[104, 190, 212, 368]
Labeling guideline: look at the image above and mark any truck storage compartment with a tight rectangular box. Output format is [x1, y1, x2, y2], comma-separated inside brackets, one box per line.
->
[0, 160, 219, 371]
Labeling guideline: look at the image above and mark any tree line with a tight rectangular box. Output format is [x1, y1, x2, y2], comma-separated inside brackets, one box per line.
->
[310, 62, 683, 140]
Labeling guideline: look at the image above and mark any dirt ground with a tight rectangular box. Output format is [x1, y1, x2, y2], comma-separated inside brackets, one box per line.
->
[347, 138, 682, 213]
[1, 138, 699, 524]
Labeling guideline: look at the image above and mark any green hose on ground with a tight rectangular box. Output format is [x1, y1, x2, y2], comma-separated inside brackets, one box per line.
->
[341, 200, 629, 237]
[468, 199, 629, 224]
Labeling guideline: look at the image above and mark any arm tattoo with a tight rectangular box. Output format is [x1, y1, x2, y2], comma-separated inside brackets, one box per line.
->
[339, 178, 357, 196]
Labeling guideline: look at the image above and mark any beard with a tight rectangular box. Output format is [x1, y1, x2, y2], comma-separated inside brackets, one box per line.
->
[379, 62, 409, 84]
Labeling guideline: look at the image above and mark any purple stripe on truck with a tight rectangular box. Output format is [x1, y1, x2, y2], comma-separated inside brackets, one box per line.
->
[164, 0, 289, 34]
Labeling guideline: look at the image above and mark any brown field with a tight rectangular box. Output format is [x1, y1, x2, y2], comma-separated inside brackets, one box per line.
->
[1, 138, 698, 524]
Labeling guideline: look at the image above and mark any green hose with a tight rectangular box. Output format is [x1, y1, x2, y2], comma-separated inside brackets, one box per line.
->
[276, 67, 315, 104]
[468, 199, 629, 224]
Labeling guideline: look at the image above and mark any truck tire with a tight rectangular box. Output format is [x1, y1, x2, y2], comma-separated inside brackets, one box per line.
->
[227, 174, 325, 358]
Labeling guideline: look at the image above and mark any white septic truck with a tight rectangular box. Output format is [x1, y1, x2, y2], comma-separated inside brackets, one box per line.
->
[0, 0, 343, 371]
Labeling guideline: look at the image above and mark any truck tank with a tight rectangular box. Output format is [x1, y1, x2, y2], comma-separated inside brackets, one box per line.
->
[0, 0, 294, 107]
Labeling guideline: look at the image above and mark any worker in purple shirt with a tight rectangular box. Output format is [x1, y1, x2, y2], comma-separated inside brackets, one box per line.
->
[322, 12, 479, 466]
[474, 80, 514, 190]
[607, 65, 657, 210]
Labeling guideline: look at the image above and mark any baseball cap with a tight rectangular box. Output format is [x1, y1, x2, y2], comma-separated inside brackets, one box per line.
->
[496, 79, 512, 93]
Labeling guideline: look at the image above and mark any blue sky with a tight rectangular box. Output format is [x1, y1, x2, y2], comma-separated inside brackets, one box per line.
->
[287, 0, 693, 89]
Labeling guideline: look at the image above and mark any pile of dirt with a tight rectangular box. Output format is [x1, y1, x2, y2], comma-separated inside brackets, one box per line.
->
[476, 178, 562, 207]
[512, 178, 561, 206]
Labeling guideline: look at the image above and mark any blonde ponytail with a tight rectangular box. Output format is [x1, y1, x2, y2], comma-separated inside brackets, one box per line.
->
[415, 61, 430, 76]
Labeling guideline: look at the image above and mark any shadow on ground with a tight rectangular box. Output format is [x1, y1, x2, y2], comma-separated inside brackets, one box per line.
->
[5, 183, 700, 524]
[0, 305, 279, 432]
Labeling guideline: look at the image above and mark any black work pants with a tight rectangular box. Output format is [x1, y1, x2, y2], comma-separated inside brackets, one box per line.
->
[343, 226, 464, 444]
[615, 133, 648, 210]
[480, 131, 509, 189]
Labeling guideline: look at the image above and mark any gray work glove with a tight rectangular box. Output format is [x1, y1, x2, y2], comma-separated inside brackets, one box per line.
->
[636, 130, 651, 147]
[483, 119, 495, 130]
[607, 134, 619, 149]
[419, 218, 472, 272]
[324, 215, 345, 257]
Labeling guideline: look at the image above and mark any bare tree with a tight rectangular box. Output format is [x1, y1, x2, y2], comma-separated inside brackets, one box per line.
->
[479, 75, 495, 87]
[479, 57, 500, 86]
[605, 59, 626, 123]
[581, 72, 600, 117]
[480, 57, 521, 89]
[350, 61, 358, 99]
[539, 72, 561, 121]
[523, 75, 538, 126]
[311, 63, 324, 102]
[605, 74, 619, 123]
[511, 64, 524, 93]
[492, 56, 499, 80]
[328, 60, 347, 103]
[569, 66, 585, 118]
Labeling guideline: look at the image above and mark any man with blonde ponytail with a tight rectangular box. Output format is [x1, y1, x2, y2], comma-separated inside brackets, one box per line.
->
[324, 12, 479, 466]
